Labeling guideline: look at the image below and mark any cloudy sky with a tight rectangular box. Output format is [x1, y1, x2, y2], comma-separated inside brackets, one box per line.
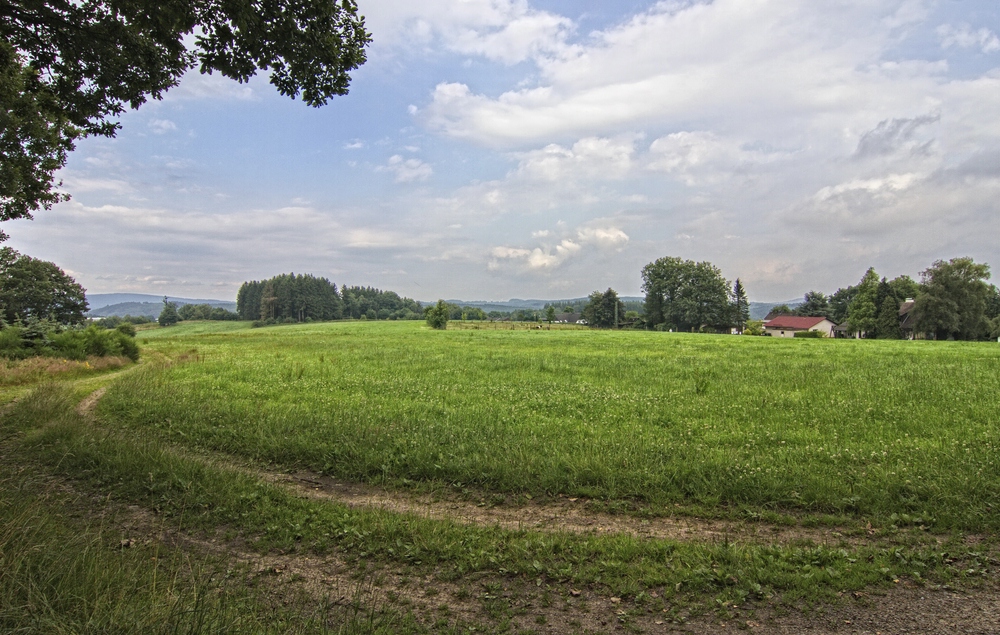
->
[6, 0, 1000, 302]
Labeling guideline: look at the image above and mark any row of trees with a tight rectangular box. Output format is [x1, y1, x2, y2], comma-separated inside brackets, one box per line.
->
[781, 257, 998, 340]
[342, 286, 424, 321]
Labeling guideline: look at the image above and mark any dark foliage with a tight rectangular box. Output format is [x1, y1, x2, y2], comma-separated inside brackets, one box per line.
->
[237, 273, 343, 322]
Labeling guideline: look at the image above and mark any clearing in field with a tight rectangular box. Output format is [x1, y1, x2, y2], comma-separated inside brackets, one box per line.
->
[3, 320, 1000, 634]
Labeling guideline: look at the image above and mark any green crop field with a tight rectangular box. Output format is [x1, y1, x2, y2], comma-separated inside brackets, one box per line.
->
[4, 319, 1000, 633]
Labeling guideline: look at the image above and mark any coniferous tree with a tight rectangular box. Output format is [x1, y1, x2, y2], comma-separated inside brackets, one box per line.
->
[847, 268, 880, 337]
[730, 279, 750, 332]
[795, 291, 830, 318]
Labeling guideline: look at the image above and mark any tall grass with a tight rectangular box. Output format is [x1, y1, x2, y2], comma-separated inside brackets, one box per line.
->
[0, 388, 426, 635]
[4, 384, 970, 609]
[104, 322, 1000, 531]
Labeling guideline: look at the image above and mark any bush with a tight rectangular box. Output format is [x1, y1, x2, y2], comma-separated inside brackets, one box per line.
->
[424, 300, 449, 330]
[0, 326, 26, 359]
[50, 326, 140, 362]
[793, 329, 825, 338]
[743, 320, 765, 336]
[115, 322, 137, 338]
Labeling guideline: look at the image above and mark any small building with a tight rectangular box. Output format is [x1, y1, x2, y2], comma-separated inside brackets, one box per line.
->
[763, 315, 837, 338]
[555, 312, 581, 324]
[898, 298, 917, 339]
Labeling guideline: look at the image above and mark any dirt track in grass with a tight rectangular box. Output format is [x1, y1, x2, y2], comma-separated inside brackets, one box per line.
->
[264, 469, 954, 550]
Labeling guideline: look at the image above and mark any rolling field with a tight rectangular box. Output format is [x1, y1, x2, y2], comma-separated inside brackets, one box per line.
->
[4, 319, 1000, 633]
[109, 320, 1000, 530]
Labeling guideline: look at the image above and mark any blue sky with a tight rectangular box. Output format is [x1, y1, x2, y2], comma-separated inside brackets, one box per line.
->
[6, 0, 1000, 302]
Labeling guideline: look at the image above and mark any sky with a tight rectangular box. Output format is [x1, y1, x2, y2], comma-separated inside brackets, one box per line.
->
[5, 0, 1000, 302]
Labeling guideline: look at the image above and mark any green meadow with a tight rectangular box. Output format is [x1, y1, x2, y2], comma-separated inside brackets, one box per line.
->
[109, 320, 1000, 531]
[4, 319, 1000, 633]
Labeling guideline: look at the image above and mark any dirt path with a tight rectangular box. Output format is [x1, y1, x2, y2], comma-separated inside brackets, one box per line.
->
[271, 469, 886, 547]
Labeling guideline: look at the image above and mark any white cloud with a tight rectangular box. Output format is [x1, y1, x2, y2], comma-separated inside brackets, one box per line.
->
[576, 226, 629, 251]
[379, 155, 433, 182]
[513, 135, 637, 182]
[490, 239, 581, 270]
[149, 119, 177, 134]
[937, 24, 1000, 54]
[343, 140, 366, 150]
[362, 0, 574, 64]
[488, 222, 628, 272]
[422, 0, 969, 148]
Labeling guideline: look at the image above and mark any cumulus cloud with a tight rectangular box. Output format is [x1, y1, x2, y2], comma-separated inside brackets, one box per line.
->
[513, 135, 637, 181]
[937, 24, 1000, 53]
[362, 0, 573, 64]
[379, 155, 433, 182]
[576, 226, 629, 251]
[490, 239, 582, 270]
[488, 223, 628, 272]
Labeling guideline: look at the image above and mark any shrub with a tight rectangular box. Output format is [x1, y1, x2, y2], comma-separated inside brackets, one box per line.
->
[50, 326, 140, 362]
[115, 322, 137, 338]
[0, 326, 26, 359]
[424, 300, 449, 330]
[793, 329, 825, 338]
[743, 320, 765, 336]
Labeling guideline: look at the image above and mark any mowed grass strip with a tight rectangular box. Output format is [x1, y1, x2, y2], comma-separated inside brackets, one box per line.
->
[103, 321, 1000, 531]
[5, 385, 981, 610]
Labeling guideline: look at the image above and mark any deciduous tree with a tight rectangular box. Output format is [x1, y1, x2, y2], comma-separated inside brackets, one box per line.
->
[0, 247, 87, 324]
[913, 257, 991, 340]
[641, 257, 731, 332]
[582, 288, 624, 328]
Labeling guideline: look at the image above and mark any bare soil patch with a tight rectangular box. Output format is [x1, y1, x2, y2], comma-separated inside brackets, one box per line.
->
[270, 469, 940, 549]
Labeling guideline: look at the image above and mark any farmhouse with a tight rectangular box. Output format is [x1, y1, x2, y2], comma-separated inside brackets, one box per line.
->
[763, 315, 837, 338]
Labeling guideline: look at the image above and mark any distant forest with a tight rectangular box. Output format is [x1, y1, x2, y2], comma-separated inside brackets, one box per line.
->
[236, 274, 424, 323]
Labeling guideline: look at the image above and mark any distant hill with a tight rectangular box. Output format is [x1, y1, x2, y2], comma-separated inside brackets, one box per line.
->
[87, 294, 237, 318]
[749, 301, 803, 321]
[87, 293, 236, 311]
[435, 296, 646, 312]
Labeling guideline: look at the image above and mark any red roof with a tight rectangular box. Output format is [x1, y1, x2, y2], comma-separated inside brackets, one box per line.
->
[764, 315, 830, 329]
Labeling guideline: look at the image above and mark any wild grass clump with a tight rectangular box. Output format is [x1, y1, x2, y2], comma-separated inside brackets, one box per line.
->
[0, 356, 131, 389]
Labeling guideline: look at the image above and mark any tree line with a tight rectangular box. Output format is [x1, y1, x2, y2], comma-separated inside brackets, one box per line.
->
[572, 255, 997, 341]
[775, 257, 999, 341]
[234, 274, 425, 325]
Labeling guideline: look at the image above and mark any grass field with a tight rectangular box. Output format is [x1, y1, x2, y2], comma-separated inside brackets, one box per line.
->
[3, 319, 1000, 633]
[106, 320, 1000, 530]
